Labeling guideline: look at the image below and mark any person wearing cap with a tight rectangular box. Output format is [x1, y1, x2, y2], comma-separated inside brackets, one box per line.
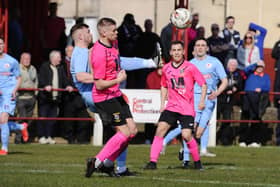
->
[207, 23, 230, 67]
[238, 60, 270, 148]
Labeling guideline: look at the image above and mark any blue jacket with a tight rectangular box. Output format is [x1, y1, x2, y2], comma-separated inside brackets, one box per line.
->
[249, 23, 267, 60]
[244, 64, 270, 92]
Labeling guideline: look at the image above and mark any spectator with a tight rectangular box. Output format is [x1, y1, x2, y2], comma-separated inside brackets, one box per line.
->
[118, 13, 143, 88]
[117, 13, 142, 57]
[188, 26, 205, 60]
[187, 13, 199, 43]
[207, 23, 230, 67]
[237, 31, 260, 70]
[272, 39, 280, 145]
[37, 50, 73, 144]
[238, 61, 270, 148]
[129, 19, 161, 89]
[144, 62, 163, 144]
[248, 23, 267, 60]
[41, 2, 66, 61]
[160, 23, 172, 62]
[219, 16, 241, 59]
[60, 45, 91, 144]
[8, 8, 24, 60]
[216, 59, 244, 145]
[16, 52, 38, 143]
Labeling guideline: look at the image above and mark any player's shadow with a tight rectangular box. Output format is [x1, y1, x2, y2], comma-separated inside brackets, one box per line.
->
[167, 162, 236, 170]
[8, 151, 32, 155]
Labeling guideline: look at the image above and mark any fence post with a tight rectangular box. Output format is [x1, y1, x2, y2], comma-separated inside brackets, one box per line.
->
[93, 113, 103, 146]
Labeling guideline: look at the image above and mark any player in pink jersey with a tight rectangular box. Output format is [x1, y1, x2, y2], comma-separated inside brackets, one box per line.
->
[145, 41, 207, 170]
[85, 17, 137, 178]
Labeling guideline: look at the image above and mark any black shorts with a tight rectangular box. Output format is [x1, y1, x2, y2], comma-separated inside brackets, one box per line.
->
[95, 96, 132, 127]
[158, 110, 195, 129]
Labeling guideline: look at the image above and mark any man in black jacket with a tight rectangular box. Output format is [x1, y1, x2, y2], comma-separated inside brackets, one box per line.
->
[37, 50, 73, 144]
[272, 39, 280, 145]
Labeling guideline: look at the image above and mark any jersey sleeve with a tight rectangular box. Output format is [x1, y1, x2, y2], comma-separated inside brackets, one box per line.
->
[192, 65, 206, 86]
[215, 60, 227, 79]
[72, 51, 89, 73]
[91, 47, 106, 80]
[161, 68, 167, 88]
[12, 60, 20, 77]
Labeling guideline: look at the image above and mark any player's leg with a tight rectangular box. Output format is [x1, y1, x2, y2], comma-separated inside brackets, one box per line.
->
[8, 121, 29, 142]
[120, 57, 157, 71]
[197, 99, 216, 157]
[0, 112, 10, 155]
[85, 97, 132, 177]
[162, 124, 181, 155]
[0, 93, 17, 155]
[145, 110, 177, 169]
[180, 115, 203, 170]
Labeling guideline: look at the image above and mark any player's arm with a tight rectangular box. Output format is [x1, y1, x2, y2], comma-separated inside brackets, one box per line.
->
[12, 76, 22, 99]
[208, 78, 228, 100]
[198, 83, 207, 110]
[95, 70, 126, 90]
[76, 72, 94, 84]
[160, 86, 167, 112]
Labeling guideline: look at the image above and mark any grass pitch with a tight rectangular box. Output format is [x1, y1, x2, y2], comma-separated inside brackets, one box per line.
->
[0, 144, 280, 187]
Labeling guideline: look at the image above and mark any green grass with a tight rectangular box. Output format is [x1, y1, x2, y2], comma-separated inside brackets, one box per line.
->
[1, 144, 280, 187]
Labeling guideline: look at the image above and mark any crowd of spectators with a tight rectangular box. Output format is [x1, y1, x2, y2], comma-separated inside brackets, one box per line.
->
[4, 3, 280, 147]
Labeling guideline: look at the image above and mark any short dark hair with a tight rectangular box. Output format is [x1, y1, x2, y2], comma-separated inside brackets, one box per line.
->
[171, 40, 184, 49]
[97, 17, 116, 28]
[225, 16, 235, 23]
[70, 23, 89, 37]
[194, 37, 209, 46]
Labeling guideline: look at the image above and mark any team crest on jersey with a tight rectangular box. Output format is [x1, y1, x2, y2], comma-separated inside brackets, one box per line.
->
[113, 112, 121, 123]
[205, 63, 212, 69]
[189, 123, 194, 127]
[4, 63, 10, 69]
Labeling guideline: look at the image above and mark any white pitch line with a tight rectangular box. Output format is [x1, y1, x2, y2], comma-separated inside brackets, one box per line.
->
[1, 167, 280, 187]
[135, 176, 280, 187]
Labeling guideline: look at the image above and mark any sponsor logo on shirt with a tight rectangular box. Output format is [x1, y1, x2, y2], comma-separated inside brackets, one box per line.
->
[203, 74, 212, 79]
[0, 72, 11, 76]
[4, 63, 10, 69]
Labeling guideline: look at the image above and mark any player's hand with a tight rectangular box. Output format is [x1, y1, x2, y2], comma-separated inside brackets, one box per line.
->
[255, 88, 261, 92]
[45, 85, 52, 92]
[208, 91, 218, 100]
[160, 104, 165, 113]
[117, 70, 127, 83]
[11, 90, 17, 100]
[65, 86, 74, 92]
[198, 101, 205, 110]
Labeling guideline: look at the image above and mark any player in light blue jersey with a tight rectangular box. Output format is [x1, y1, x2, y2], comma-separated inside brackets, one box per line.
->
[0, 38, 29, 155]
[162, 38, 227, 168]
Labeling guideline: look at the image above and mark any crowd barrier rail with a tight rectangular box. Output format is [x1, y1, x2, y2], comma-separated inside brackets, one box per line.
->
[8, 88, 280, 146]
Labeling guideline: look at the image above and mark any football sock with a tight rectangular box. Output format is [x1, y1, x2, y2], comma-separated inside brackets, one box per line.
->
[0, 123, 10, 151]
[96, 131, 128, 162]
[200, 125, 209, 152]
[150, 136, 164, 162]
[8, 121, 23, 131]
[182, 141, 190, 161]
[163, 125, 181, 145]
[116, 148, 127, 169]
[186, 138, 200, 162]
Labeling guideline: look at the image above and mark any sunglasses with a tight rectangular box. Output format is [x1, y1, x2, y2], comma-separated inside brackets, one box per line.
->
[245, 36, 253, 39]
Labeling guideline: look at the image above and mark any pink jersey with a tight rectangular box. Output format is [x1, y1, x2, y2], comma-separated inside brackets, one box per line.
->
[161, 60, 206, 116]
[91, 41, 122, 102]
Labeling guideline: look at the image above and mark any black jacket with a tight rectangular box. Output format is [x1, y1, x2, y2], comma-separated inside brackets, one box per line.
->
[38, 62, 70, 104]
